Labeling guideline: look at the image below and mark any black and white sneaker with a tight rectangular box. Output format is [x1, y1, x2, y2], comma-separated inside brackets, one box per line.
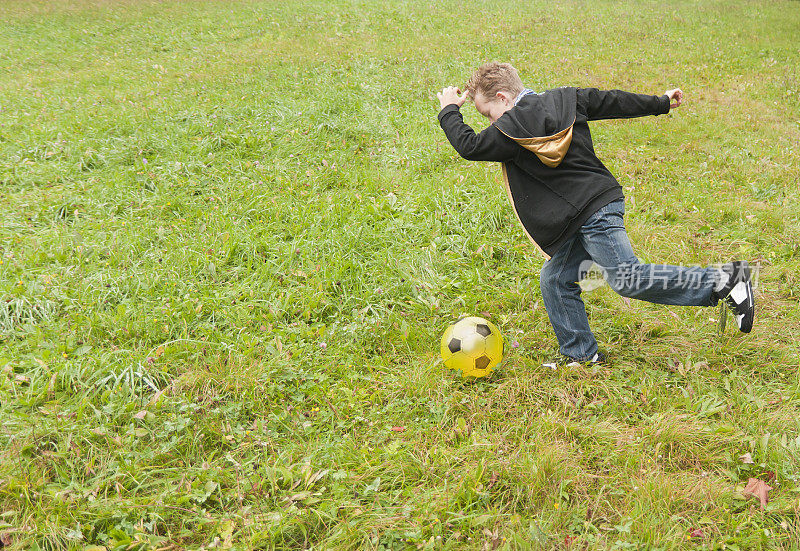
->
[713, 261, 755, 333]
[543, 351, 606, 369]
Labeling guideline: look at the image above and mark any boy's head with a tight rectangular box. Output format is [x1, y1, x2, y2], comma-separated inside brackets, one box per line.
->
[466, 62, 524, 123]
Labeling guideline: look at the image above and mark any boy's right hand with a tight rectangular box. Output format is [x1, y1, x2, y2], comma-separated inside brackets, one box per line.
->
[664, 88, 683, 109]
[437, 86, 469, 110]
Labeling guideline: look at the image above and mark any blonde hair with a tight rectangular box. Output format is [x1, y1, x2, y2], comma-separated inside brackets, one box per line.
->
[466, 62, 524, 101]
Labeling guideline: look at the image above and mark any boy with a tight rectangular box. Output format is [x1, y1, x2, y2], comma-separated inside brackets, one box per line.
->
[436, 62, 754, 364]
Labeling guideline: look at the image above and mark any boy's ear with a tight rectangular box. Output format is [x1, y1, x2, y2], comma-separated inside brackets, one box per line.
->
[495, 91, 513, 104]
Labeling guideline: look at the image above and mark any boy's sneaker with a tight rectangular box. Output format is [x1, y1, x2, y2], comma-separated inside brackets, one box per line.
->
[713, 261, 755, 333]
[543, 351, 606, 369]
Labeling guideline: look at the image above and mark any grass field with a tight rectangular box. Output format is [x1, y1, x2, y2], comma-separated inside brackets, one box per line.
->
[2, 0, 800, 549]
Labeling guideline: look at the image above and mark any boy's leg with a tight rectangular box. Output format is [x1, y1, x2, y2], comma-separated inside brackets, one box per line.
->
[539, 233, 599, 361]
[578, 199, 720, 306]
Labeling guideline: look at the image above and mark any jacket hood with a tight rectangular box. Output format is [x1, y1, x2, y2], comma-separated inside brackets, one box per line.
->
[493, 87, 577, 168]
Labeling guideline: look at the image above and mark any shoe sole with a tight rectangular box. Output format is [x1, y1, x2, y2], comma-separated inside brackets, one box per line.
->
[724, 262, 754, 333]
[544, 354, 606, 369]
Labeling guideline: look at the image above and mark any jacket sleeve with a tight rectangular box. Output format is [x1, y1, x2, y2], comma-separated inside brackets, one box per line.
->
[576, 88, 671, 121]
[437, 104, 519, 162]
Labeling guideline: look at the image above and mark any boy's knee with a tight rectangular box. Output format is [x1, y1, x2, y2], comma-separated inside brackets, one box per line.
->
[604, 262, 643, 297]
[541, 266, 582, 296]
[539, 263, 568, 296]
[539, 262, 575, 285]
[610, 282, 639, 298]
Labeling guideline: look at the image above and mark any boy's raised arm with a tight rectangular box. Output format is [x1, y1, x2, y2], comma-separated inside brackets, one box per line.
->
[577, 87, 682, 121]
[437, 87, 519, 163]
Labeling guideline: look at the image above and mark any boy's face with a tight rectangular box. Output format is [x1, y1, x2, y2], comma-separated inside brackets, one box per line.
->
[473, 91, 514, 123]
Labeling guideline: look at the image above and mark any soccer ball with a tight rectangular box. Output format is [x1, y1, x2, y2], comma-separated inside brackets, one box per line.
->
[440, 316, 504, 378]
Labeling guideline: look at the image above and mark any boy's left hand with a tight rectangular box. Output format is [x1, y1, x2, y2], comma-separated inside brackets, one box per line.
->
[665, 88, 683, 109]
[437, 86, 469, 110]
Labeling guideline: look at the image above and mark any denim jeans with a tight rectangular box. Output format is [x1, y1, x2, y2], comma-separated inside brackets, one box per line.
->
[539, 199, 721, 361]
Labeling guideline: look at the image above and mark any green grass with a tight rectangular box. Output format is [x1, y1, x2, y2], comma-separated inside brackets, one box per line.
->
[1, 0, 800, 549]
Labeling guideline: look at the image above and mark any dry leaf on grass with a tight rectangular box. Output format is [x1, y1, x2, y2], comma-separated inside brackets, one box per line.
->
[147, 386, 170, 406]
[743, 477, 772, 509]
[739, 452, 754, 464]
[133, 410, 147, 420]
[48, 372, 57, 398]
[689, 528, 705, 538]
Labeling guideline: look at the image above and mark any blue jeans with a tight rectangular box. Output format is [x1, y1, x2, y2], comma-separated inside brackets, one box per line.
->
[539, 199, 720, 360]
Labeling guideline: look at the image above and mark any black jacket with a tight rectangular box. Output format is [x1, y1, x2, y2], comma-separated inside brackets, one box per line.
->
[438, 87, 671, 259]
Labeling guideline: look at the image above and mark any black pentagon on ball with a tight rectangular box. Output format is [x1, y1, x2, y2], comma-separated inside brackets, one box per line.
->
[474, 355, 491, 370]
[448, 338, 461, 354]
[475, 323, 491, 337]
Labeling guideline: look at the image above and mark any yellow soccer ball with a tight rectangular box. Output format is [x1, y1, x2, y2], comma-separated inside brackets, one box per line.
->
[440, 316, 504, 378]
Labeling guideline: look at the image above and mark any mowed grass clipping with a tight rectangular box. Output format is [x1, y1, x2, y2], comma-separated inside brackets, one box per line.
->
[1, 0, 799, 549]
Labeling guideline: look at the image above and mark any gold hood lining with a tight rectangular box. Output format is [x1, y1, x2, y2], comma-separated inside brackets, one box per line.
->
[497, 118, 575, 168]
